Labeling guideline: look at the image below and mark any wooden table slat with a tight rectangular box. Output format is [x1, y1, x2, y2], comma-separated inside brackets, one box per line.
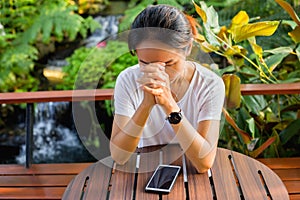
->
[210, 148, 240, 200]
[186, 158, 213, 200]
[232, 150, 289, 200]
[62, 159, 113, 200]
[109, 154, 137, 199]
[136, 146, 164, 199]
[162, 144, 185, 200]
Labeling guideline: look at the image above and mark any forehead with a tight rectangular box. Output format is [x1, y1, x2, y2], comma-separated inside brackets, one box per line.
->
[136, 40, 185, 62]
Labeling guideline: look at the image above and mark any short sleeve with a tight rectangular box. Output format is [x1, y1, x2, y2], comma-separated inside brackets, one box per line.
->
[113, 66, 142, 117]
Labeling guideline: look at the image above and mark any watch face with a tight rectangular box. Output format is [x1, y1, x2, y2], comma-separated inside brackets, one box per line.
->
[168, 112, 182, 124]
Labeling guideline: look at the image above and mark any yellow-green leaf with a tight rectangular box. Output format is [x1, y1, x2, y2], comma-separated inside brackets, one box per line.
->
[230, 11, 249, 31]
[288, 26, 300, 43]
[231, 21, 280, 43]
[222, 74, 241, 109]
[249, 40, 263, 58]
[192, 0, 207, 23]
[198, 41, 219, 53]
[217, 26, 229, 44]
[224, 45, 242, 56]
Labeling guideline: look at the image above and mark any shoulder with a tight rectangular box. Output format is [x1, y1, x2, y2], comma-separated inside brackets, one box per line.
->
[192, 62, 224, 90]
[116, 64, 140, 83]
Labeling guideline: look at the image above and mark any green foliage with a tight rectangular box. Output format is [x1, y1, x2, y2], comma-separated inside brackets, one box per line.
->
[56, 40, 138, 90]
[0, 0, 100, 92]
[192, 1, 300, 158]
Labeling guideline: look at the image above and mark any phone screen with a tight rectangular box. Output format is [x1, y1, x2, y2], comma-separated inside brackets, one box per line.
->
[145, 164, 181, 193]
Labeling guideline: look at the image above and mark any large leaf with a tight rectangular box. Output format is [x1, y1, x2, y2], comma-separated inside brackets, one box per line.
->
[231, 21, 280, 43]
[229, 11, 249, 30]
[242, 95, 267, 116]
[279, 119, 300, 145]
[275, 0, 300, 26]
[222, 108, 252, 144]
[222, 74, 241, 109]
[249, 136, 277, 158]
[264, 52, 291, 72]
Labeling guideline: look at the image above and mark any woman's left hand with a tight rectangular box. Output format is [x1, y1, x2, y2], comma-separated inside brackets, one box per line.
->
[136, 63, 175, 108]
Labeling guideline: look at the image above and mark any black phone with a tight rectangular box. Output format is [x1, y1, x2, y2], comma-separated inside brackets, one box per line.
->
[145, 164, 181, 194]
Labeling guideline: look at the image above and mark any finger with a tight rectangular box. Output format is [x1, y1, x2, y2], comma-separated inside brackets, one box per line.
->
[143, 86, 164, 95]
[140, 63, 165, 73]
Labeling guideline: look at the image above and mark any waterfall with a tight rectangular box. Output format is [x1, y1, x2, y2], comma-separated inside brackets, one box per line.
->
[83, 15, 120, 48]
[15, 102, 95, 164]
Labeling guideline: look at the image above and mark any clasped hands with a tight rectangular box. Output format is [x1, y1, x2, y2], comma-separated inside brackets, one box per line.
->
[136, 62, 174, 106]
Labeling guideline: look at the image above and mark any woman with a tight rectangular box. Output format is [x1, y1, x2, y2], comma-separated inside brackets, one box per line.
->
[110, 4, 225, 173]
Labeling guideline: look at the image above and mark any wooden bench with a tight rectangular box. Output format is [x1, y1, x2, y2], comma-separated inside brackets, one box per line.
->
[258, 157, 300, 200]
[0, 163, 93, 199]
[0, 155, 298, 199]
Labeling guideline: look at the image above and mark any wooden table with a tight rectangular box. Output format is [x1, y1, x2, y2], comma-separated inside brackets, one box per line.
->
[62, 145, 289, 199]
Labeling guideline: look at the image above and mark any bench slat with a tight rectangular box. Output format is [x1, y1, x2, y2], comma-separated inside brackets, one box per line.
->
[0, 163, 92, 175]
[0, 175, 74, 187]
[283, 180, 300, 194]
[290, 194, 300, 200]
[257, 157, 300, 169]
[0, 187, 65, 199]
[273, 169, 300, 181]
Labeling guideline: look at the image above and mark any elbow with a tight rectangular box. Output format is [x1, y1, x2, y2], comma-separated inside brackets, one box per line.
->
[111, 150, 129, 165]
[195, 162, 213, 174]
[110, 142, 131, 165]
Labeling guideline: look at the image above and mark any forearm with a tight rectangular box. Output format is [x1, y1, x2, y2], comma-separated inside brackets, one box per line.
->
[110, 103, 153, 164]
[174, 117, 219, 173]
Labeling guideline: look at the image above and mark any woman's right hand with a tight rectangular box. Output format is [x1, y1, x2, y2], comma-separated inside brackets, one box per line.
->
[137, 62, 166, 107]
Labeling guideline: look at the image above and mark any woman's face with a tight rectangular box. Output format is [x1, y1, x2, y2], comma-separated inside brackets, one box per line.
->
[136, 40, 187, 81]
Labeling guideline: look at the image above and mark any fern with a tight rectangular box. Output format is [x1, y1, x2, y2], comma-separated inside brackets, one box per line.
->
[0, 0, 100, 92]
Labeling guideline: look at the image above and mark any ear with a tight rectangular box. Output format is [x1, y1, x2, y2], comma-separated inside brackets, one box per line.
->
[185, 40, 193, 56]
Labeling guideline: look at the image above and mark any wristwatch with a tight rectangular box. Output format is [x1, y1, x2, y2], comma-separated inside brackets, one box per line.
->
[166, 109, 182, 124]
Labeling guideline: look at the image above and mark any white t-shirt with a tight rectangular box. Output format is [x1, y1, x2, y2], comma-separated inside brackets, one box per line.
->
[113, 62, 225, 148]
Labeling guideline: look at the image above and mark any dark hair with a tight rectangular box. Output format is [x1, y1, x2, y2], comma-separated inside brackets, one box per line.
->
[128, 5, 197, 55]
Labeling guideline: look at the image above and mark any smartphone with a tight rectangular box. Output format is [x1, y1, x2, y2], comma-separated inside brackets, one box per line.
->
[145, 164, 181, 194]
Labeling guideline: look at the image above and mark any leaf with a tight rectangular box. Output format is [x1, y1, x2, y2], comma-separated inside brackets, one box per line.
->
[264, 46, 294, 54]
[279, 119, 300, 145]
[193, 0, 207, 23]
[231, 21, 280, 43]
[243, 95, 267, 116]
[222, 74, 241, 109]
[249, 136, 277, 158]
[246, 117, 255, 138]
[248, 41, 262, 60]
[229, 11, 249, 30]
[288, 26, 300, 43]
[222, 108, 252, 144]
[264, 52, 290, 72]
[296, 45, 300, 62]
[275, 0, 300, 26]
